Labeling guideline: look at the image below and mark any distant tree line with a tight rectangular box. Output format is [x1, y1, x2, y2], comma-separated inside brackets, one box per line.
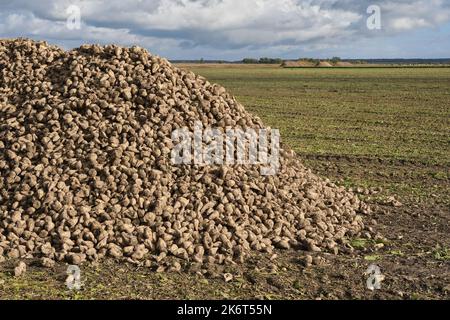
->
[242, 57, 283, 64]
[297, 57, 368, 64]
[296, 57, 342, 63]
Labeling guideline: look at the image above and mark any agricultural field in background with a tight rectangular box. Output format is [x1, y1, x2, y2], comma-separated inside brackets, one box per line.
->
[183, 65, 450, 205]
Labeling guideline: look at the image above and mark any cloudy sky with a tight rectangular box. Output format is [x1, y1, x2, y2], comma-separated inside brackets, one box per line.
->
[1, 0, 449, 60]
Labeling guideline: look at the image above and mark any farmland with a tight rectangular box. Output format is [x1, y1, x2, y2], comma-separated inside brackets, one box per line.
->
[183, 65, 450, 204]
[1, 65, 449, 299]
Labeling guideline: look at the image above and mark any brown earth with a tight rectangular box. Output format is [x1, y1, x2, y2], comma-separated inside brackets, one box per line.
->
[335, 62, 354, 67]
[283, 60, 316, 68]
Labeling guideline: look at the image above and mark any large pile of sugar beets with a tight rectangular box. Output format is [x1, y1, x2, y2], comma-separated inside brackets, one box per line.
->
[0, 39, 372, 271]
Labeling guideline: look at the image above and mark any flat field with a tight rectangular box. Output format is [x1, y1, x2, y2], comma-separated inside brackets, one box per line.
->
[1, 65, 449, 299]
[183, 65, 450, 204]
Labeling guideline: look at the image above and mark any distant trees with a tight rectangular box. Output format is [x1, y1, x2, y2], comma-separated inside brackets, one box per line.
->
[242, 58, 259, 64]
[331, 56, 341, 64]
[242, 57, 283, 64]
[299, 57, 319, 64]
[297, 57, 342, 64]
[258, 57, 283, 64]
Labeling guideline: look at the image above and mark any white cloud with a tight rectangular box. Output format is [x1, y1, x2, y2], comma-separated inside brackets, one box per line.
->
[380, 0, 450, 31]
[390, 17, 429, 31]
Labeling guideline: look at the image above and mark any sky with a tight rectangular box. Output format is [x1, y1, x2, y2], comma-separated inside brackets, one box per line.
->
[0, 0, 449, 60]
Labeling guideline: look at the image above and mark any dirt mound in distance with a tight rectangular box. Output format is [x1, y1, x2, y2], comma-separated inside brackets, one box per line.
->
[335, 61, 354, 67]
[316, 61, 333, 67]
[282, 60, 316, 67]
